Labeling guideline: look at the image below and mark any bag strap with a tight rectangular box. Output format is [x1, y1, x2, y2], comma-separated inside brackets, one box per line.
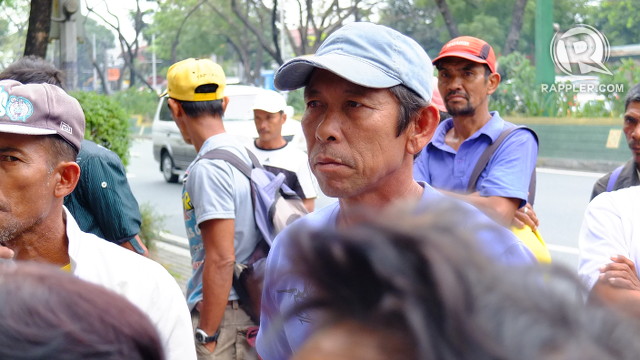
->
[199, 148, 263, 179]
[467, 125, 539, 205]
[606, 164, 624, 192]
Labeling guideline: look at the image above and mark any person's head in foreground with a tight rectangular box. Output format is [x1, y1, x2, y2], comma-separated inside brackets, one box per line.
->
[288, 200, 640, 360]
[273, 21, 440, 201]
[0, 79, 84, 260]
[0, 261, 164, 360]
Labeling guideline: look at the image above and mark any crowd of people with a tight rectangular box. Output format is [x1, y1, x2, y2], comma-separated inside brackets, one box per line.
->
[0, 20, 639, 360]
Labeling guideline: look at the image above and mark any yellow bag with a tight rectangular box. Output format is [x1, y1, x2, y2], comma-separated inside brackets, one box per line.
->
[510, 225, 551, 263]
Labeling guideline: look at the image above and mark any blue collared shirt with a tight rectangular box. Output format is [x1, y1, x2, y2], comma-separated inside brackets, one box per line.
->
[414, 111, 538, 207]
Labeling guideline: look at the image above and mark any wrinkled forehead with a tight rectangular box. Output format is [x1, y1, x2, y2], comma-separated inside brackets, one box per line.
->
[304, 69, 389, 98]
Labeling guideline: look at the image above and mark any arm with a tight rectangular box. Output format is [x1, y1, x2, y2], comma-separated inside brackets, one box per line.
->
[302, 198, 315, 212]
[120, 235, 149, 257]
[591, 256, 640, 317]
[198, 218, 236, 353]
[578, 191, 640, 316]
[441, 190, 519, 226]
[80, 149, 142, 244]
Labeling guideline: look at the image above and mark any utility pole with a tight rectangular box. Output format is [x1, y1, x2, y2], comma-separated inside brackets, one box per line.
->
[535, 0, 554, 85]
[57, 0, 80, 90]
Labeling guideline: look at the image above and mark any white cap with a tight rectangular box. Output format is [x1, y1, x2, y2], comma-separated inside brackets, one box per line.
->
[252, 90, 287, 113]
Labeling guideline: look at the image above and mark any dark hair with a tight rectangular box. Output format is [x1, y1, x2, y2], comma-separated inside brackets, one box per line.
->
[624, 83, 640, 111]
[44, 135, 78, 165]
[388, 84, 428, 137]
[288, 200, 640, 360]
[0, 261, 164, 360]
[0, 55, 64, 88]
[176, 99, 225, 118]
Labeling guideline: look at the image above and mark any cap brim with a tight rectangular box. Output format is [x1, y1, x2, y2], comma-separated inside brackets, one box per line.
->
[432, 52, 489, 67]
[275, 53, 400, 91]
[0, 124, 57, 136]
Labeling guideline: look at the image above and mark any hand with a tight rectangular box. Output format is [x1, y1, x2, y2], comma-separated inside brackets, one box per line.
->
[598, 255, 640, 291]
[0, 246, 14, 260]
[203, 341, 217, 353]
[512, 203, 539, 230]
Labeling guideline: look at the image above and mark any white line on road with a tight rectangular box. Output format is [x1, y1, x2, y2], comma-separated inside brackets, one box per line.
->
[547, 243, 580, 255]
[537, 167, 605, 178]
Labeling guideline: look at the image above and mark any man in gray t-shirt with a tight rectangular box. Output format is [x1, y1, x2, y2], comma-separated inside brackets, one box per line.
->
[164, 58, 259, 360]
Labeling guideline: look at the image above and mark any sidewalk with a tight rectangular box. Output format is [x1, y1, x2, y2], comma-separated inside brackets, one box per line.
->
[150, 232, 191, 294]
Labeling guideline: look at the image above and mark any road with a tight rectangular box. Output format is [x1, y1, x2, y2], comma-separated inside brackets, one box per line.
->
[128, 138, 602, 271]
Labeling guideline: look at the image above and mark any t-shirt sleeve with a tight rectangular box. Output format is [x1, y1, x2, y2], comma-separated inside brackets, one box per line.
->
[186, 160, 236, 224]
[477, 129, 538, 207]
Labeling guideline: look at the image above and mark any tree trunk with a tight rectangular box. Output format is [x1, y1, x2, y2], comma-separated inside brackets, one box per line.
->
[24, 0, 53, 57]
[503, 0, 529, 55]
[434, 0, 459, 39]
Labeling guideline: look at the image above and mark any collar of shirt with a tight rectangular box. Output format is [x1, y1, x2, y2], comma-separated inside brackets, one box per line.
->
[430, 111, 504, 153]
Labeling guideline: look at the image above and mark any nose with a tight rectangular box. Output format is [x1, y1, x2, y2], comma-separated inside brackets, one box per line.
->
[311, 110, 340, 143]
[632, 125, 640, 141]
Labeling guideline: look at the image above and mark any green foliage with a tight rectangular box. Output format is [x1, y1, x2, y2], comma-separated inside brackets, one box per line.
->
[492, 52, 572, 117]
[138, 202, 167, 251]
[588, 0, 640, 46]
[70, 91, 132, 166]
[284, 88, 306, 119]
[599, 59, 640, 116]
[112, 87, 159, 123]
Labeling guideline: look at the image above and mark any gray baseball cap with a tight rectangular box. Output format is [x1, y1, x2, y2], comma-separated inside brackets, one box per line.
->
[274, 22, 434, 102]
[0, 80, 85, 151]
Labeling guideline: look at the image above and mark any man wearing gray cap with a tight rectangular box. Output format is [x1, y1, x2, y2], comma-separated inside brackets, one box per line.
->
[0, 80, 196, 360]
[256, 22, 535, 359]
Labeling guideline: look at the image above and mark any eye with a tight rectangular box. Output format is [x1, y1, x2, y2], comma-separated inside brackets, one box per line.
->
[0, 155, 19, 162]
[306, 100, 320, 108]
[345, 100, 361, 108]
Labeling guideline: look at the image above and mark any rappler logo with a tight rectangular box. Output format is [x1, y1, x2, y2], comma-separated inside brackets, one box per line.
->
[550, 24, 612, 76]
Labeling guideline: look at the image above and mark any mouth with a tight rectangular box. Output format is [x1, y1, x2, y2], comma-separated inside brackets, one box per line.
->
[313, 155, 348, 170]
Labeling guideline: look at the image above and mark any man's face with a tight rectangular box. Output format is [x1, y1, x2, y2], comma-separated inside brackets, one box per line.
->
[436, 58, 498, 117]
[302, 70, 409, 199]
[253, 109, 286, 143]
[0, 133, 56, 247]
[623, 101, 640, 167]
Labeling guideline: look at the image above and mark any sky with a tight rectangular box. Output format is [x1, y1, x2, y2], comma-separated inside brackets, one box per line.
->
[83, 0, 158, 43]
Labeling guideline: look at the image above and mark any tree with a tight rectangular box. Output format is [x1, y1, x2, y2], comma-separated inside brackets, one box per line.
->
[587, 0, 640, 47]
[24, 0, 52, 57]
[85, 0, 155, 91]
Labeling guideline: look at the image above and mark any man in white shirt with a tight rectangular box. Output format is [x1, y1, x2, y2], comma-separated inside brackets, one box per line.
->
[0, 79, 196, 360]
[248, 90, 317, 212]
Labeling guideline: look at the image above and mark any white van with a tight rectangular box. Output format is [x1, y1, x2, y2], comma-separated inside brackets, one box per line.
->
[152, 85, 304, 182]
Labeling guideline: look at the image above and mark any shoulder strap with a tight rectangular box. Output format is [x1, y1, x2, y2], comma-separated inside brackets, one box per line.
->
[467, 125, 538, 204]
[606, 165, 624, 192]
[199, 148, 263, 179]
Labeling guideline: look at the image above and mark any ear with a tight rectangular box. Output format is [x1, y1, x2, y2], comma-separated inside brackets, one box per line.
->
[53, 161, 80, 198]
[486, 72, 501, 96]
[406, 105, 439, 156]
[167, 98, 183, 119]
[281, 112, 287, 124]
[221, 96, 229, 113]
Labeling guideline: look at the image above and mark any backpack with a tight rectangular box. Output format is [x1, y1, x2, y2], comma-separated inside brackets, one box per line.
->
[199, 148, 308, 323]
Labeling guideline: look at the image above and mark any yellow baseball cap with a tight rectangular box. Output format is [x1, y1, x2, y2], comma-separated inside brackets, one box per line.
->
[162, 58, 226, 101]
